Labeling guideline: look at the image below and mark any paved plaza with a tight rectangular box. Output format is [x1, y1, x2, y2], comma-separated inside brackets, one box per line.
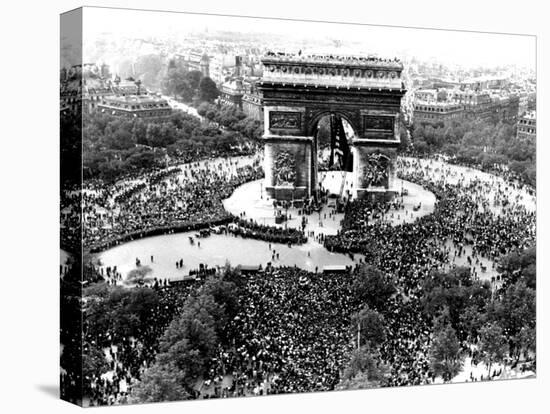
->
[223, 171, 437, 237]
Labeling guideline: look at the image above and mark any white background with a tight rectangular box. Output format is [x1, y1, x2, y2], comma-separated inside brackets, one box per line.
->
[0, 0, 548, 412]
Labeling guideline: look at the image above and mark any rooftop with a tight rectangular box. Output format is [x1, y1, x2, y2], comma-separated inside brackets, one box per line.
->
[414, 100, 463, 107]
[521, 110, 536, 119]
[103, 94, 168, 105]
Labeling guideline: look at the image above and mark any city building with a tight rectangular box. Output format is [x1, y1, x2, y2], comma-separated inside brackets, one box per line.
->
[413, 101, 464, 123]
[517, 110, 536, 141]
[460, 75, 509, 91]
[97, 94, 172, 120]
[452, 90, 518, 122]
[61, 63, 112, 114]
[219, 56, 247, 110]
[219, 78, 244, 110]
[60, 69, 82, 114]
[62, 61, 174, 121]
[174, 51, 211, 77]
[241, 77, 264, 121]
[414, 89, 438, 103]
[83, 77, 113, 113]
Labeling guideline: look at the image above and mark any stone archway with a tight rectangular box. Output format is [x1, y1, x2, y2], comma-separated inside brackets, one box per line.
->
[259, 53, 406, 201]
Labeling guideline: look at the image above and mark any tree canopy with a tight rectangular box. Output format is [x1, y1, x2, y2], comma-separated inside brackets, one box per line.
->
[409, 117, 535, 187]
[129, 270, 241, 402]
[351, 264, 396, 311]
[428, 323, 463, 382]
[351, 306, 386, 349]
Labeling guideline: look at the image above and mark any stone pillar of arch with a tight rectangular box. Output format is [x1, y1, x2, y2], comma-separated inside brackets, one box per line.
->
[263, 106, 315, 200]
[352, 109, 401, 201]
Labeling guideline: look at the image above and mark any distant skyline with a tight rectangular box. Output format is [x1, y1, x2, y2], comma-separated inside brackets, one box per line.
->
[83, 7, 536, 71]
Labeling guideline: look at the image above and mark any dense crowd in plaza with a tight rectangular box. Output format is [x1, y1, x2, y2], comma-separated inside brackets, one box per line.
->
[62, 150, 536, 406]
[214, 268, 358, 396]
[67, 157, 264, 253]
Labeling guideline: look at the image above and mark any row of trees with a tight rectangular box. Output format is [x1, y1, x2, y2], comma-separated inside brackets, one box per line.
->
[424, 247, 536, 382]
[197, 103, 264, 142]
[338, 246, 536, 387]
[410, 118, 536, 187]
[82, 109, 255, 182]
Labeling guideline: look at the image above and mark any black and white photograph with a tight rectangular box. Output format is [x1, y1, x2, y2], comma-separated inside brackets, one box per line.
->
[3, 1, 548, 413]
[58, 6, 539, 408]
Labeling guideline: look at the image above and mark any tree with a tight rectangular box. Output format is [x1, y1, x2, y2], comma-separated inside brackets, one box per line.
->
[352, 265, 396, 311]
[498, 246, 536, 289]
[420, 267, 491, 335]
[174, 80, 194, 102]
[170, 111, 201, 134]
[125, 265, 153, 285]
[145, 123, 175, 148]
[202, 276, 239, 318]
[129, 362, 191, 403]
[185, 70, 203, 90]
[132, 119, 148, 145]
[428, 324, 463, 382]
[458, 305, 486, 341]
[493, 281, 536, 336]
[84, 284, 161, 345]
[199, 76, 219, 102]
[162, 67, 193, 101]
[339, 346, 389, 389]
[130, 276, 236, 403]
[490, 281, 535, 358]
[351, 306, 386, 349]
[478, 322, 509, 379]
[82, 342, 109, 384]
[124, 147, 159, 171]
[513, 326, 536, 366]
[197, 102, 212, 117]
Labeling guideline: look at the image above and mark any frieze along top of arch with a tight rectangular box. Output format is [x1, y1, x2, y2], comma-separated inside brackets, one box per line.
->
[261, 52, 405, 90]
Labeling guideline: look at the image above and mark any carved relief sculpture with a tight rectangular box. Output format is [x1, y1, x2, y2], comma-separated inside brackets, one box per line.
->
[362, 152, 389, 187]
[270, 111, 301, 129]
[274, 151, 297, 186]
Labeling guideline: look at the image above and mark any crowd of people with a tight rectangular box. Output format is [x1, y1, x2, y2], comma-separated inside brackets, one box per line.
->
[66, 156, 264, 254]
[229, 217, 308, 245]
[321, 157, 535, 385]
[81, 280, 199, 406]
[65, 152, 535, 405]
[207, 267, 359, 396]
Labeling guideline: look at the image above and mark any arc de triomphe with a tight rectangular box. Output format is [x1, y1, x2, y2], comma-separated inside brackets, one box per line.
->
[258, 53, 406, 201]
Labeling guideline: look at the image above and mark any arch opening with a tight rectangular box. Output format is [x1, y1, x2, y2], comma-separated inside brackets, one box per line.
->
[311, 113, 357, 202]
